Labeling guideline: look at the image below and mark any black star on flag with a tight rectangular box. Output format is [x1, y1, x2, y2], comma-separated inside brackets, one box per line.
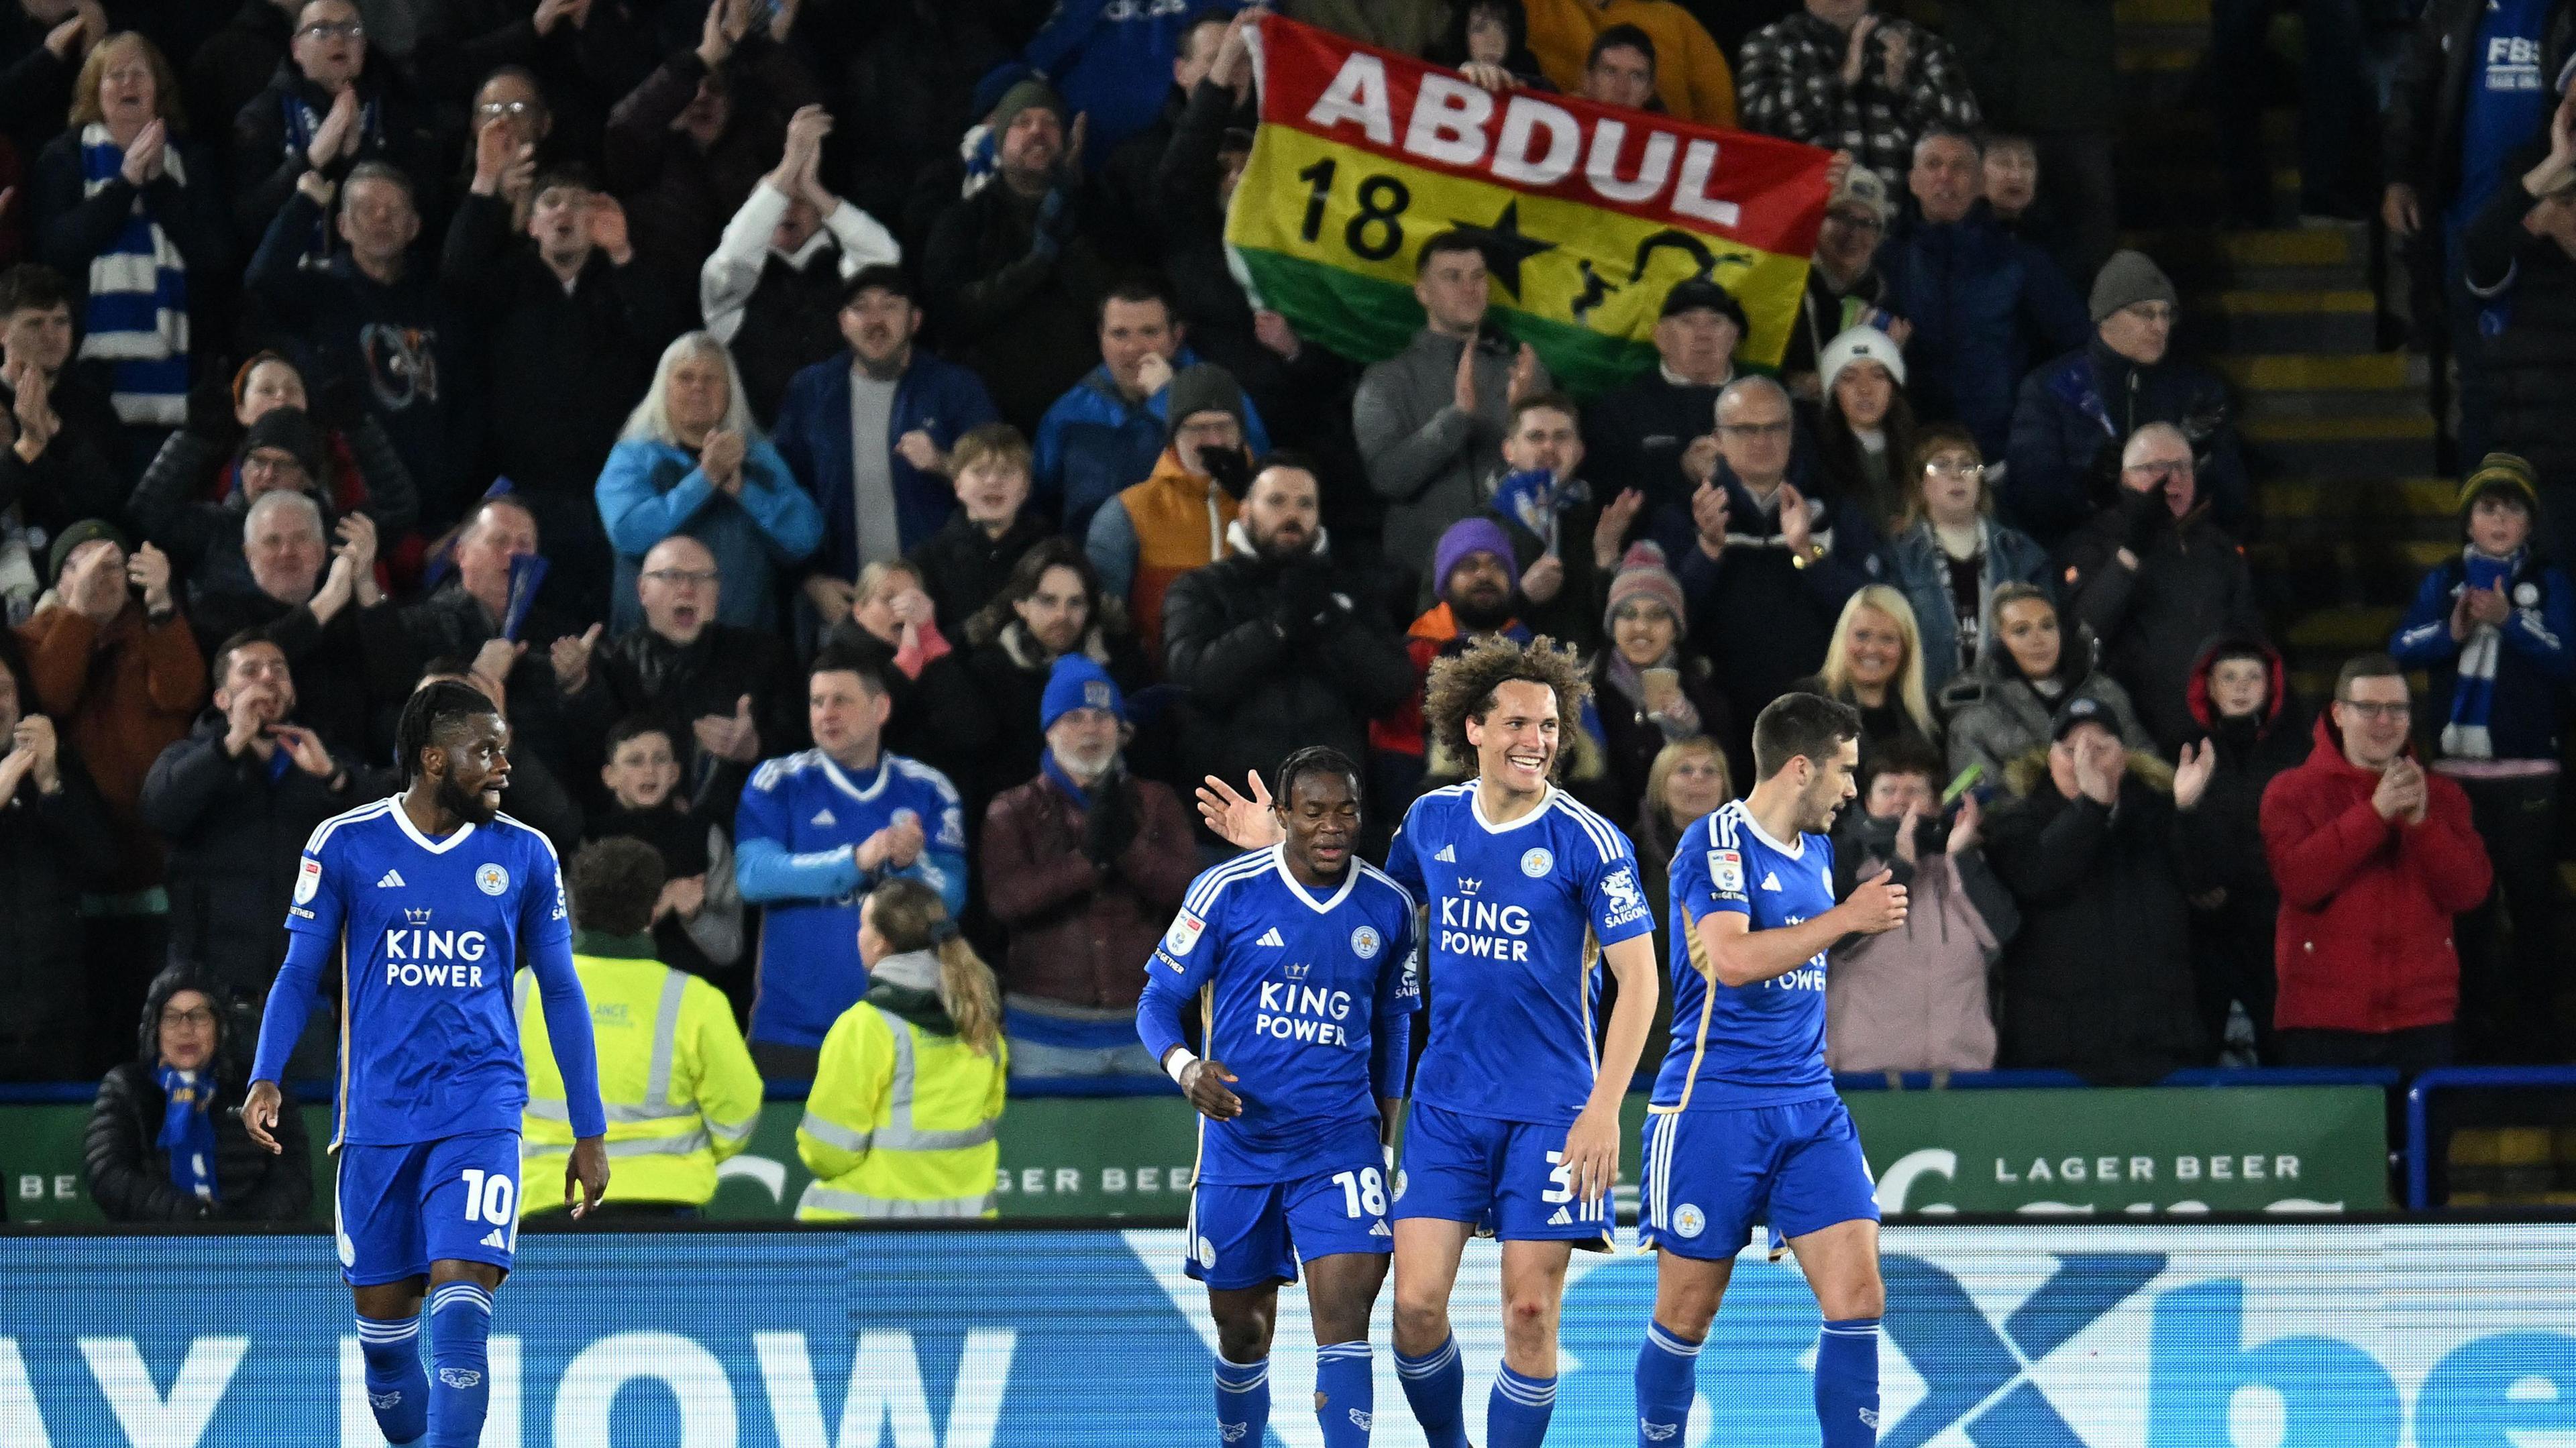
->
[1447, 199, 1558, 300]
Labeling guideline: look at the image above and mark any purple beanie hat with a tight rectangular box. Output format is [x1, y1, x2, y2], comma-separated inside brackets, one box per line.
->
[1432, 516, 1515, 596]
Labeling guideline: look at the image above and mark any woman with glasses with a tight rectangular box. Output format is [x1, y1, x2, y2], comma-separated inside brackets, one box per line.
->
[30, 31, 231, 442]
[1880, 424, 2053, 693]
[83, 965, 311, 1222]
[597, 330, 821, 632]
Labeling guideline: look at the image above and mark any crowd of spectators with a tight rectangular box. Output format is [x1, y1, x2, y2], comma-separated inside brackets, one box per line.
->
[0, 0, 2569, 1221]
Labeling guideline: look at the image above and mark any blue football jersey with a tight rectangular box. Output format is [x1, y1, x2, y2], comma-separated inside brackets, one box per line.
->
[1383, 782, 1655, 1125]
[735, 750, 967, 1049]
[284, 797, 572, 1147]
[1144, 846, 1419, 1186]
[1652, 799, 1840, 1111]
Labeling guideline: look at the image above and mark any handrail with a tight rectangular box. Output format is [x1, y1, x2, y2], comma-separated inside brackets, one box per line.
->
[2404, 1066, 2576, 1209]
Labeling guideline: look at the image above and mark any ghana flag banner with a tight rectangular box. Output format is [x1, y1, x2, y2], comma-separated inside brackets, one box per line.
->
[1226, 14, 1834, 397]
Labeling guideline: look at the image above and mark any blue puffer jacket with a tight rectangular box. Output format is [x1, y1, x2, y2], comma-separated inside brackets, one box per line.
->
[1878, 516, 2056, 693]
[2390, 547, 2576, 761]
[2004, 338, 2249, 547]
[1876, 204, 2088, 459]
[1032, 349, 1271, 539]
[596, 437, 823, 634]
[773, 347, 1000, 579]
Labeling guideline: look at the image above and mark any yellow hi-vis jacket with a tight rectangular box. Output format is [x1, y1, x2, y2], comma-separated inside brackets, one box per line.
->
[517, 935, 763, 1212]
[795, 981, 1006, 1220]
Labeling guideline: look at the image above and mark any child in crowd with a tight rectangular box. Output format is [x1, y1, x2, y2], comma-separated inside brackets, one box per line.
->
[908, 424, 1054, 630]
[588, 716, 747, 1016]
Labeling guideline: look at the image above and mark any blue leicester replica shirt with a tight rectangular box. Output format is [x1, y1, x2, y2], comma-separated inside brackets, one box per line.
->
[1653, 799, 1841, 1112]
[271, 798, 578, 1146]
[1385, 782, 1655, 1125]
[1140, 846, 1420, 1185]
[734, 749, 967, 1049]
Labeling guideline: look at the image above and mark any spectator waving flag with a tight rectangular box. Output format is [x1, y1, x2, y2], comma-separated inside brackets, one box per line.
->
[1225, 14, 1832, 397]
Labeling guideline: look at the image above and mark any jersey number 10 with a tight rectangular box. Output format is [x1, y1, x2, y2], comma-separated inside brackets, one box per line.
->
[459, 1167, 517, 1225]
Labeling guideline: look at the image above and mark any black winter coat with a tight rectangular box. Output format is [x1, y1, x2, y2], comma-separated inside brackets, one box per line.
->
[1583, 370, 1725, 520]
[908, 512, 1057, 641]
[229, 64, 433, 246]
[562, 620, 804, 810]
[2179, 634, 2305, 901]
[2060, 491, 2263, 755]
[140, 712, 372, 1004]
[1984, 761, 2210, 1083]
[0, 368, 126, 537]
[127, 416, 419, 608]
[0, 751, 119, 1080]
[85, 1063, 310, 1223]
[1161, 542, 1415, 828]
[30, 131, 235, 324]
[2005, 339, 2249, 546]
[920, 180, 1109, 432]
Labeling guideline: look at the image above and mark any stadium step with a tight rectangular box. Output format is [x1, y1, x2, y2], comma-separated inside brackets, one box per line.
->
[2239, 413, 2439, 480]
[2198, 289, 2379, 353]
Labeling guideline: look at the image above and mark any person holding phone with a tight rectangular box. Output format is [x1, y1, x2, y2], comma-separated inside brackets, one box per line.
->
[1592, 540, 1731, 823]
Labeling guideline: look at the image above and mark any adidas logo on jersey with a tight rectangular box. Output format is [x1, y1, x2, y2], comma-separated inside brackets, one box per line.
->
[1547, 1206, 1573, 1226]
[1760, 871, 1781, 891]
[1256, 928, 1285, 947]
[811, 807, 837, 827]
[376, 869, 405, 889]
[1434, 844, 1456, 862]
[479, 1228, 507, 1250]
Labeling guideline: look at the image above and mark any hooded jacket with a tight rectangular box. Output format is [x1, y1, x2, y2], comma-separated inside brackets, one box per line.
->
[1160, 518, 1415, 818]
[2060, 487, 2265, 755]
[1984, 746, 2208, 1082]
[2389, 545, 2575, 761]
[2260, 714, 2493, 1034]
[2180, 633, 2307, 901]
[2005, 336, 2249, 545]
[83, 967, 312, 1223]
[1083, 447, 1241, 664]
[1937, 622, 2145, 791]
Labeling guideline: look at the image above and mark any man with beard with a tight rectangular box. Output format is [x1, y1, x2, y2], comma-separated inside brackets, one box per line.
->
[1161, 457, 1414, 844]
[244, 678, 607, 1448]
[556, 533, 800, 817]
[981, 655, 1197, 1078]
[1369, 516, 1531, 818]
[775, 265, 999, 626]
[141, 632, 371, 1062]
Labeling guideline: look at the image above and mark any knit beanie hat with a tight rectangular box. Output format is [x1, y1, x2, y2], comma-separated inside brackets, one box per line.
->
[238, 406, 327, 482]
[46, 517, 129, 583]
[2089, 249, 2178, 323]
[1039, 653, 1124, 732]
[1433, 516, 1514, 598]
[1818, 325, 1907, 396]
[988, 77, 1067, 136]
[1164, 363, 1246, 445]
[1603, 541, 1686, 633]
[2459, 451, 2542, 520]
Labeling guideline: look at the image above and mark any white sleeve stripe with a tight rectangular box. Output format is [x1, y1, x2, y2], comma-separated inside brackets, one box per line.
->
[1554, 794, 1622, 863]
[1357, 861, 1417, 914]
[1182, 852, 1273, 915]
[303, 798, 396, 855]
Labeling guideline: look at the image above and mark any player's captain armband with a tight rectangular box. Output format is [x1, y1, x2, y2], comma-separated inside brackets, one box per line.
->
[1708, 848, 1744, 896]
[294, 856, 323, 904]
[1163, 909, 1207, 958]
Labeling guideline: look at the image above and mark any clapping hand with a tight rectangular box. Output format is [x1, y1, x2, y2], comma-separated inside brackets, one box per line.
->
[587, 192, 632, 264]
[1945, 791, 1983, 856]
[1688, 478, 1730, 559]
[10, 359, 56, 461]
[308, 88, 360, 170]
[118, 118, 167, 186]
[1592, 488, 1645, 569]
[127, 541, 173, 616]
[2465, 579, 2512, 628]
[2172, 739, 2215, 812]
[699, 427, 747, 491]
[1777, 482, 1816, 558]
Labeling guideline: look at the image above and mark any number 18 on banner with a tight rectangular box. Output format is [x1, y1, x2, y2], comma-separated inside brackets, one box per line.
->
[1224, 14, 1834, 397]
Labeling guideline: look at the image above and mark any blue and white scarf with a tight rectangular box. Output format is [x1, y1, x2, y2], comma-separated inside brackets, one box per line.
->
[152, 1064, 221, 1204]
[74, 123, 190, 427]
[2442, 548, 2522, 759]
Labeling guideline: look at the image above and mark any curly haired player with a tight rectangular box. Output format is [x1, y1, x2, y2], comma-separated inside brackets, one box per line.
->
[1201, 635, 1660, 1447]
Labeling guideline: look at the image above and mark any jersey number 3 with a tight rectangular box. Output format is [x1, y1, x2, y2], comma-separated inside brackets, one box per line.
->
[1330, 1167, 1389, 1218]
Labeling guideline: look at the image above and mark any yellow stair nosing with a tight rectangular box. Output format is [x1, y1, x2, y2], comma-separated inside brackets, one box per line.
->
[2214, 353, 2414, 389]
[2212, 289, 2377, 314]
[2241, 414, 2436, 442]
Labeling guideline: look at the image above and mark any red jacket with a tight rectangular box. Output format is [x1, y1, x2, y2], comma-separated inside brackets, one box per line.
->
[2259, 715, 2492, 1032]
